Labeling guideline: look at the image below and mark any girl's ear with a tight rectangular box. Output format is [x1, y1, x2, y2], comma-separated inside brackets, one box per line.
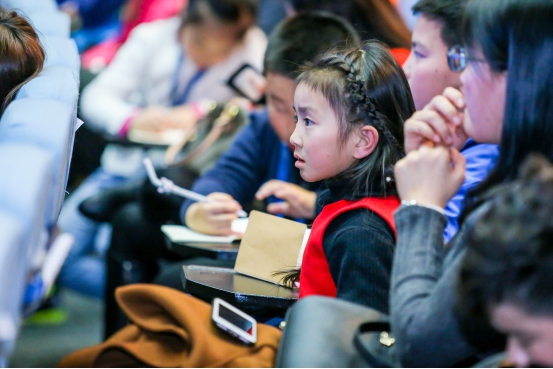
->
[352, 125, 379, 159]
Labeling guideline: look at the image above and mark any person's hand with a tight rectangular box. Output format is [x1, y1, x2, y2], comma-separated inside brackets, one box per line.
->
[163, 105, 198, 131]
[394, 144, 466, 209]
[131, 106, 170, 132]
[255, 180, 317, 219]
[404, 87, 469, 153]
[185, 193, 244, 236]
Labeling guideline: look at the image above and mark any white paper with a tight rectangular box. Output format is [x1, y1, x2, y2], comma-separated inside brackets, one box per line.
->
[162, 218, 248, 244]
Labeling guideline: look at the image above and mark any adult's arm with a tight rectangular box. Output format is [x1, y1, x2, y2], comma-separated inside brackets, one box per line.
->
[325, 210, 395, 314]
[391, 205, 477, 367]
[80, 21, 161, 135]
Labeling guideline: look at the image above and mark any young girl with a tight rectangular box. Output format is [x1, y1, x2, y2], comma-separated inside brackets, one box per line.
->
[290, 41, 415, 313]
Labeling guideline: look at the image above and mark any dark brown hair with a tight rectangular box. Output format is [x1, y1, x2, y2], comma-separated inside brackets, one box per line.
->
[0, 9, 45, 116]
[291, 0, 412, 49]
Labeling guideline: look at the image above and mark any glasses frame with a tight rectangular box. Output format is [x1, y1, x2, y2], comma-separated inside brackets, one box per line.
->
[447, 45, 486, 73]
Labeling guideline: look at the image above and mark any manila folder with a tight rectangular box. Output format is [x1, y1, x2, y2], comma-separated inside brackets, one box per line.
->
[234, 210, 307, 286]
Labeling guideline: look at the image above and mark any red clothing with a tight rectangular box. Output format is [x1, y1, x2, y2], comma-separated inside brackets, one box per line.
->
[299, 196, 399, 299]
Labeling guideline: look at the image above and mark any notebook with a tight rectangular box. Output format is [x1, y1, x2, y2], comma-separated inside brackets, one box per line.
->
[161, 217, 249, 244]
[234, 210, 311, 286]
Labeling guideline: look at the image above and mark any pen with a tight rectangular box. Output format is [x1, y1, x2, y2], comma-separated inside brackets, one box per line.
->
[143, 158, 248, 218]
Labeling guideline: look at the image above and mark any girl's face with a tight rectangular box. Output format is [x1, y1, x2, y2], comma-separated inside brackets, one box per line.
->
[460, 51, 507, 144]
[181, 18, 246, 69]
[290, 83, 358, 182]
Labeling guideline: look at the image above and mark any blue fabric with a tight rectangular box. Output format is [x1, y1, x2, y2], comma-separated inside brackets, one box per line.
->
[180, 109, 322, 223]
[171, 52, 208, 106]
[57, 168, 129, 299]
[57, 0, 125, 28]
[443, 139, 499, 242]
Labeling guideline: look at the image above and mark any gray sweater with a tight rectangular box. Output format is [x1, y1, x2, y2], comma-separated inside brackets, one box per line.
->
[391, 205, 487, 367]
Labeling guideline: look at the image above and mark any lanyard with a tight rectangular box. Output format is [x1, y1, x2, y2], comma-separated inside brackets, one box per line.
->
[170, 51, 207, 106]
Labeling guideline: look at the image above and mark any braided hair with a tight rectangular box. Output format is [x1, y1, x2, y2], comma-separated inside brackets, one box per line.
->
[296, 41, 415, 195]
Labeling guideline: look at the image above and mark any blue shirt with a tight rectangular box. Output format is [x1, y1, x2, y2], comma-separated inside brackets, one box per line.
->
[180, 109, 322, 224]
[443, 139, 499, 241]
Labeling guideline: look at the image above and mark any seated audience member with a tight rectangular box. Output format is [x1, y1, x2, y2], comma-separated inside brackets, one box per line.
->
[0, 9, 45, 116]
[391, 0, 553, 366]
[103, 12, 361, 338]
[291, 41, 414, 311]
[57, 0, 267, 300]
[403, 0, 498, 241]
[459, 156, 553, 368]
[57, 0, 127, 52]
[291, 0, 412, 64]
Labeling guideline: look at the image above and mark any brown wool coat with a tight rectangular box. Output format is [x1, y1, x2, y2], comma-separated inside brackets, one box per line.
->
[58, 284, 281, 367]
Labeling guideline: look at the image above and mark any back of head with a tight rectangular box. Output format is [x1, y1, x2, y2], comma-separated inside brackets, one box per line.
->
[460, 155, 553, 321]
[412, 0, 468, 48]
[460, 0, 553, 212]
[297, 41, 415, 193]
[264, 12, 361, 80]
[0, 9, 45, 115]
[290, 0, 411, 49]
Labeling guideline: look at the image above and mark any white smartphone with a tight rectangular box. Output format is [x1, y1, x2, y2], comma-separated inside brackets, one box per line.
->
[212, 297, 257, 345]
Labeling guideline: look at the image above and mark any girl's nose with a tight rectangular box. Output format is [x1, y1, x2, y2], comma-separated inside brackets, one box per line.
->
[289, 125, 301, 147]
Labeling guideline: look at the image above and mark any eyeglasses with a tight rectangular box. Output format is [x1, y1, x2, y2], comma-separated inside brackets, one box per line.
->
[447, 45, 486, 72]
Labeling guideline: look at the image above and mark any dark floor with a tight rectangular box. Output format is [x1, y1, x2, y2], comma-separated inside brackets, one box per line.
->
[9, 289, 103, 368]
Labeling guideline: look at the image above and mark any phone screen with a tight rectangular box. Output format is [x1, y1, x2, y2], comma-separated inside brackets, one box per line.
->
[219, 303, 254, 335]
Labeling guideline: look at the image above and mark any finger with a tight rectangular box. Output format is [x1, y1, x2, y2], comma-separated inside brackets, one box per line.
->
[443, 87, 466, 110]
[414, 110, 453, 145]
[255, 180, 287, 200]
[207, 192, 236, 201]
[404, 118, 440, 151]
[427, 95, 464, 127]
[204, 200, 241, 216]
[209, 212, 239, 226]
[449, 148, 467, 181]
[266, 201, 291, 215]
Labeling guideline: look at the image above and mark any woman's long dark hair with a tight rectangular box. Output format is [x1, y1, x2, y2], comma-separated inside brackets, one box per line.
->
[297, 41, 415, 197]
[460, 0, 553, 222]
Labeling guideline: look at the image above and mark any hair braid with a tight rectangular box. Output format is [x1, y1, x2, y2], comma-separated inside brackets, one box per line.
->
[320, 48, 404, 154]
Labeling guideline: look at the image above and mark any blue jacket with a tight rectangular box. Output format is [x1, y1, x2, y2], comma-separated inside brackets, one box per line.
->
[180, 109, 322, 224]
[443, 139, 499, 241]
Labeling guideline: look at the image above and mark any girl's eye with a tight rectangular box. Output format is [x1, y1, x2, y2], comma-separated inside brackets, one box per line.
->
[293, 115, 298, 123]
[304, 118, 314, 126]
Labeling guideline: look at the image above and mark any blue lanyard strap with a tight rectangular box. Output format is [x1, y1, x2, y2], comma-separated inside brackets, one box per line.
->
[170, 51, 207, 106]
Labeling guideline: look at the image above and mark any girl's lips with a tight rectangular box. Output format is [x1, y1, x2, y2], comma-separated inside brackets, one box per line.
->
[294, 154, 305, 168]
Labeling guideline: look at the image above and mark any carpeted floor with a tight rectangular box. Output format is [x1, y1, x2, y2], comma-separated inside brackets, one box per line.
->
[9, 289, 103, 368]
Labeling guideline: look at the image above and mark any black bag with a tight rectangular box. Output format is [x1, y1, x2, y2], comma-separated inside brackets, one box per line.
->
[275, 296, 399, 368]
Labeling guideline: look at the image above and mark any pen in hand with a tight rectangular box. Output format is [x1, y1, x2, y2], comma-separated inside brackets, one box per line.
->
[143, 158, 248, 218]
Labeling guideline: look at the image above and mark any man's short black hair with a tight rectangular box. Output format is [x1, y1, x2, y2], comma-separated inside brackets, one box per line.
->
[264, 12, 361, 79]
[412, 0, 467, 48]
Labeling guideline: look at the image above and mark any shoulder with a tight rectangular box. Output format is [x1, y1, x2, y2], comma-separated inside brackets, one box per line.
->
[242, 26, 268, 51]
[127, 17, 180, 43]
[325, 208, 394, 245]
[247, 109, 277, 139]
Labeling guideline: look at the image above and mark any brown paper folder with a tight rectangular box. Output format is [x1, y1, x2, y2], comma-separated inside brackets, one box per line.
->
[234, 210, 308, 286]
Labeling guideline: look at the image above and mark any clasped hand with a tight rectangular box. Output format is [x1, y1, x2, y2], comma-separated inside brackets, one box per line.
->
[395, 88, 468, 209]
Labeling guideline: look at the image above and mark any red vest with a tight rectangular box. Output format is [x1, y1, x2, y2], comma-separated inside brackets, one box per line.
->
[298, 196, 400, 299]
